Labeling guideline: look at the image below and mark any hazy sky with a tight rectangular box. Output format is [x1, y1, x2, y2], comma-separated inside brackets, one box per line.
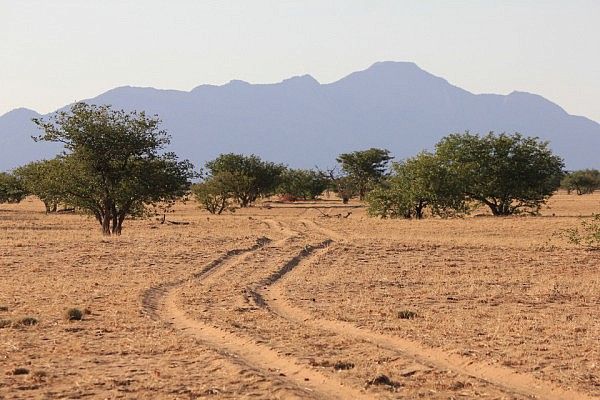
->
[2, 1, 599, 121]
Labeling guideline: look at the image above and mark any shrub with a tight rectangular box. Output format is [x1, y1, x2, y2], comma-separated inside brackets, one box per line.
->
[0, 172, 27, 204]
[204, 154, 285, 207]
[277, 169, 329, 201]
[16, 317, 38, 326]
[366, 153, 467, 219]
[12, 368, 30, 375]
[398, 310, 418, 319]
[560, 214, 600, 249]
[561, 169, 600, 195]
[65, 308, 84, 321]
[192, 177, 231, 214]
[367, 374, 402, 388]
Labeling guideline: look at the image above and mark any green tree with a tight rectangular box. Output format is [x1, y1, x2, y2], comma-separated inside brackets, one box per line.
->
[366, 152, 467, 219]
[31, 103, 194, 235]
[561, 169, 600, 195]
[205, 153, 285, 207]
[192, 174, 232, 214]
[277, 169, 329, 201]
[0, 172, 27, 204]
[435, 132, 564, 215]
[336, 148, 393, 200]
[14, 159, 66, 212]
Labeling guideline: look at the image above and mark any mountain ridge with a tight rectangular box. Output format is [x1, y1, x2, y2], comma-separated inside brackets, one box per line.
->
[1, 61, 599, 170]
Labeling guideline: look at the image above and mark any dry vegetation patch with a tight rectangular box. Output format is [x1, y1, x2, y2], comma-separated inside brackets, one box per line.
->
[1, 194, 598, 398]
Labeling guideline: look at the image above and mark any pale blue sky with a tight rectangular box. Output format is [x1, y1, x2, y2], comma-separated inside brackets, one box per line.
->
[1, 0, 599, 121]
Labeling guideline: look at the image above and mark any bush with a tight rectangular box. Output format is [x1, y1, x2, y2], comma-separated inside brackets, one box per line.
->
[561, 169, 600, 195]
[204, 154, 285, 207]
[16, 317, 38, 326]
[192, 176, 231, 214]
[12, 368, 30, 375]
[277, 169, 329, 201]
[65, 308, 84, 321]
[560, 214, 600, 249]
[366, 153, 467, 219]
[0, 172, 27, 204]
[398, 310, 418, 319]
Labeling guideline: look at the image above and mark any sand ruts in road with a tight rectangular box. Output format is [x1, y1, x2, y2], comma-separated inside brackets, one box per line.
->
[256, 219, 595, 400]
[141, 225, 371, 400]
[143, 216, 595, 399]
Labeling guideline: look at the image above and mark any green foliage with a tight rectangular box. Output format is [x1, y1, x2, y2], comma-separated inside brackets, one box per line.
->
[336, 148, 393, 200]
[205, 153, 285, 207]
[561, 169, 600, 195]
[560, 214, 600, 249]
[0, 172, 27, 204]
[30, 103, 195, 235]
[191, 175, 232, 214]
[366, 152, 467, 219]
[435, 132, 564, 215]
[14, 159, 66, 212]
[277, 169, 329, 201]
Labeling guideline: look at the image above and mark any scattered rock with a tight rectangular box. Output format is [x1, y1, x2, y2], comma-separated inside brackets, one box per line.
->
[367, 374, 402, 389]
[12, 368, 30, 375]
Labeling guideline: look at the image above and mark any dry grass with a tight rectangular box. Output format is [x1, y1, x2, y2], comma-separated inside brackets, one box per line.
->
[1, 194, 598, 398]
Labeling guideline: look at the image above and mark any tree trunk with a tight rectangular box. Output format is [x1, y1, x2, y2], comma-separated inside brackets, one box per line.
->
[101, 213, 111, 235]
[358, 188, 366, 201]
[415, 201, 425, 219]
[111, 212, 126, 235]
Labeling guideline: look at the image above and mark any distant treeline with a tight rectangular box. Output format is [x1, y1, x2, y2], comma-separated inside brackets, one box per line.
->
[0, 103, 597, 235]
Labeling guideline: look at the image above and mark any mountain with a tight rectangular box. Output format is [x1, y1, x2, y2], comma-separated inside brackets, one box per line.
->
[1, 61, 599, 171]
[0, 108, 61, 170]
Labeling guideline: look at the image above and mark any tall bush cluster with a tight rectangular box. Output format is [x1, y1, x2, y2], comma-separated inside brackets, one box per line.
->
[366, 132, 565, 218]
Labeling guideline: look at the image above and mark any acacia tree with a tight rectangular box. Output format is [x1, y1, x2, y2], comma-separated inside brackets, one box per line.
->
[561, 169, 600, 195]
[14, 159, 66, 212]
[277, 169, 329, 201]
[204, 154, 285, 207]
[336, 148, 393, 200]
[366, 152, 467, 219]
[435, 132, 564, 215]
[32, 103, 194, 235]
[191, 174, 232, 214]
[0, 172, 27, 204]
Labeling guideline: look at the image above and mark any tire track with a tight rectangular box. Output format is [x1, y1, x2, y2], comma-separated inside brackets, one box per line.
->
[141, 226, 371, 400]
[252, 218, 595, 400]
[141, 237, 270, 320]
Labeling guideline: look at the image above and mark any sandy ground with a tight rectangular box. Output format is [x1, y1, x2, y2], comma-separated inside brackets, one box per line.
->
[0, 193, 598, 399]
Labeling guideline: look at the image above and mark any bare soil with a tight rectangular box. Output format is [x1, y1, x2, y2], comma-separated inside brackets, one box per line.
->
[1, 193, 598, 399]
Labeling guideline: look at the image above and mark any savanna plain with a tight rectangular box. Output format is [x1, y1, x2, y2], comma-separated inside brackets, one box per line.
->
[1, 193, 599, 399]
